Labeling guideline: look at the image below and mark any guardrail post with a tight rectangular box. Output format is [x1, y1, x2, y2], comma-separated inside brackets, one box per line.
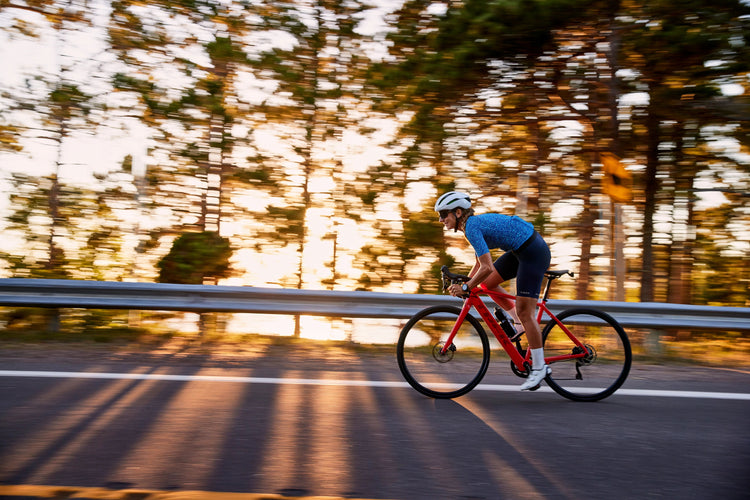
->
[46, 309, 61, 333]
[645, 328, 665, 358]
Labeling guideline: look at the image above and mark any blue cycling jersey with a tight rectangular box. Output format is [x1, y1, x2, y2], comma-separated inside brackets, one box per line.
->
[464, 213, 535, 255]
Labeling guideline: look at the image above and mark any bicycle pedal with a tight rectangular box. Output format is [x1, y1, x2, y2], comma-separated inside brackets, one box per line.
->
[528, 384, 541, 391]
[509, 331, 524, 342]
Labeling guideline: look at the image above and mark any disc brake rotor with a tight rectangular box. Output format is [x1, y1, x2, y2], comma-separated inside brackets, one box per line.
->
[432, 342, 455, 363]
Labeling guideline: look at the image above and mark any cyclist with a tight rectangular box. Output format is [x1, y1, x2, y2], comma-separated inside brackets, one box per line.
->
[435, 191, 552, 390]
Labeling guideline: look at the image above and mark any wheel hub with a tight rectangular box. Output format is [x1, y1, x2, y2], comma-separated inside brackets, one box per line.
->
[432, 342, 455, 363]
[573, 344, 597, 365]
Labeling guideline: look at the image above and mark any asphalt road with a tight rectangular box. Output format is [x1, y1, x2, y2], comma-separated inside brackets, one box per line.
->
[1, 343, 749, 500]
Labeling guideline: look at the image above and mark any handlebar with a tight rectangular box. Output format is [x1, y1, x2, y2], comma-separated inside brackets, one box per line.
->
[440, 265, 470, 294]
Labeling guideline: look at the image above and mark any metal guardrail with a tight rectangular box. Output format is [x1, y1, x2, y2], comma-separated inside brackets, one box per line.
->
[0, 278, 749, 332]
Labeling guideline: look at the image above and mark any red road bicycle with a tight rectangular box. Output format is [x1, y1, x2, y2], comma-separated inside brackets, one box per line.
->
[397, 266, 632, 401]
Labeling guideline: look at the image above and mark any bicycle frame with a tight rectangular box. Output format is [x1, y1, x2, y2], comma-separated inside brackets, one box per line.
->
[440, 285, 589, 371]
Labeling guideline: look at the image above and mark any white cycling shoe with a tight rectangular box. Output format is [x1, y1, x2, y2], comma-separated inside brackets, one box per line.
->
[520, 365, 550, 391]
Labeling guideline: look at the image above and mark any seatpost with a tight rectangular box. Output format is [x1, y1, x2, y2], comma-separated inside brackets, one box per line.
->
[541, 276, 553, 303]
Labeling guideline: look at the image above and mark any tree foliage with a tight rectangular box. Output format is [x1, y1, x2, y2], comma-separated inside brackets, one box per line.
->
[0, 0, 748, 311]
[156, 231, 232, 285]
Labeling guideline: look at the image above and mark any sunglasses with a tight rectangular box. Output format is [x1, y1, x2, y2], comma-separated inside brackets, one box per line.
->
[438, 210, 452, 220]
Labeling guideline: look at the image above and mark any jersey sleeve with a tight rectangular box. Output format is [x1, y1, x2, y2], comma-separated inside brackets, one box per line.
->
[464, 219, 490, 256]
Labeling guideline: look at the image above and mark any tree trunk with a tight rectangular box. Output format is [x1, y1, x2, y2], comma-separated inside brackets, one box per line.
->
[576, 185, 594, 300]
[294, 9, 324, 337]
[668, 122, 695, 305]
[640, 104, 660, 302]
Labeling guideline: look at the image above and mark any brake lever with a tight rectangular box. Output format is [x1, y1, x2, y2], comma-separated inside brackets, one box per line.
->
[442, 277, 470, 298]
[440, 266, 471, 296]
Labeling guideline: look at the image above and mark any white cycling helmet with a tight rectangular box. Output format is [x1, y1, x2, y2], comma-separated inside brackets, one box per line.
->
[434, 191, 471, 212]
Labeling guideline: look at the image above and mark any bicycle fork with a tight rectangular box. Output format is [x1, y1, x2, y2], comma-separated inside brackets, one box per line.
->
[440, 299, 473, 355]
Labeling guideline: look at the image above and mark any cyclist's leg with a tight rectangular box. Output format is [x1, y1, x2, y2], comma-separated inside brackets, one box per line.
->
[516, 296, 541, 347]
[514, 236, 552, 389]
[486, 254, 520, 322]
[514, 235, 551, 347]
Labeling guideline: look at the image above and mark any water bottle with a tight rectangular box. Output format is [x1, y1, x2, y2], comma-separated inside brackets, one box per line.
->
[495, 308, 518, 339]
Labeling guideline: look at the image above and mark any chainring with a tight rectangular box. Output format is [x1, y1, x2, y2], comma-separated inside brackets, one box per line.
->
[510, 346, 530, 378]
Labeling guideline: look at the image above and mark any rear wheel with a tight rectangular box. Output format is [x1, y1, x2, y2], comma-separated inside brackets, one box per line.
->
[397, 305, 490, 399]
[542, 308, 631, 402]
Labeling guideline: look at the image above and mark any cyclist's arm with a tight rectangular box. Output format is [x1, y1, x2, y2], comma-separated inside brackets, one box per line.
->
[462, 221, 493, 288]
[465, 252, 494, 289]
[468, 257, 480, 278]
[448, 254, 492, 297]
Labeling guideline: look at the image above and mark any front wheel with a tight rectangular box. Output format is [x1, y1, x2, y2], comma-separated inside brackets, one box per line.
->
[542, 308, 632, 402]
[397, 305, 490, 399]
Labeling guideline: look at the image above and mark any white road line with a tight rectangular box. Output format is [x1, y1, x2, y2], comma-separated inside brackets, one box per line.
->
[1, 370, 749, 400]
[475, 384, 750, 400]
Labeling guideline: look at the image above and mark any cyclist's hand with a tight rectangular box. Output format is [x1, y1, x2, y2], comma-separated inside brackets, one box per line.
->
[448, 283, 469, 297]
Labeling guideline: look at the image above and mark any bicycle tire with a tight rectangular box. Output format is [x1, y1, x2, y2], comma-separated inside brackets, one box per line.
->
[397, 305, 490, 399]
[542, 308, 632, 402]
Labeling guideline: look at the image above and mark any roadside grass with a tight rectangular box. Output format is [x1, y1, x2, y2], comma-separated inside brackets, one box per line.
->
[0, 325, 396, 357]
[633, 337, 750, 368]
[629, 329, 750, 368]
